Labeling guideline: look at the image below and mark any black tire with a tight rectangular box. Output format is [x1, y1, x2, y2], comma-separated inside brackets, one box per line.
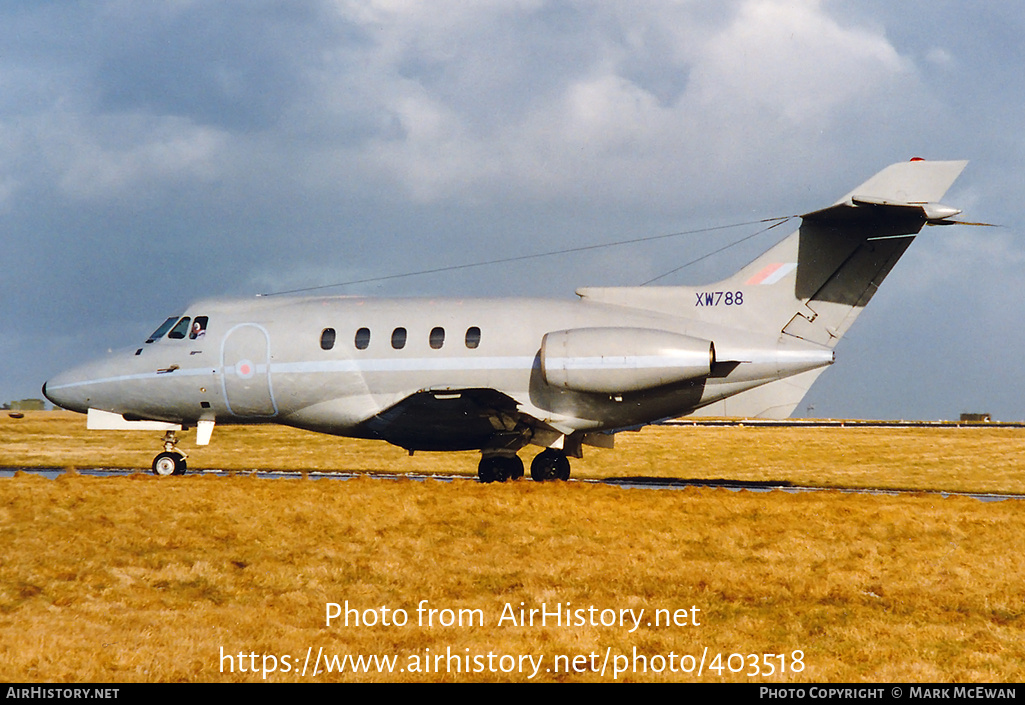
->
[477, 457, 499, 483]
[152, 451, 187, 476]
[478, 456, 522, 483]
[530, 449, 570, 482]
[506, 455, 524, 480]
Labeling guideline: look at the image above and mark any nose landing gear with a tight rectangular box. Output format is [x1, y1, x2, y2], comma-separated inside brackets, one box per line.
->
[152, 431, 187, 476]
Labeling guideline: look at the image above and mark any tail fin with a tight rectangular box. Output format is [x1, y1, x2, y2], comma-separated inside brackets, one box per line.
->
[578, 159, 967, 346]
[577, 158, 968, 417]
[773, 158, 967, 346]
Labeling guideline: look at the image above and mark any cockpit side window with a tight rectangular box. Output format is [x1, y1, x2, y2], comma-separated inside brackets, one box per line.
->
[189, 316, 209, 340]
[146, 317, 180, 343]
[167, 317, 192, 339]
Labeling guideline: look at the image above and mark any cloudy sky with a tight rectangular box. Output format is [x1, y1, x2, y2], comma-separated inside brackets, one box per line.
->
[4, 0, 1024, 420]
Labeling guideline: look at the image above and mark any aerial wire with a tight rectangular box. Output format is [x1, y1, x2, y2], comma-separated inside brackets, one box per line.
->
[260, 215, 795, 297]
[640, 216, 794, 285]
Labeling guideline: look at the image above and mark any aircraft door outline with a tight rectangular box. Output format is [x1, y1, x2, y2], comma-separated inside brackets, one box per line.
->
[220, 322, 278, 417]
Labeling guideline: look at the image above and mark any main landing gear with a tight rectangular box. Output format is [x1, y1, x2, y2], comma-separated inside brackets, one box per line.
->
[151, 430, 187, 476]
[477, 449, 570, 483]
[529, 448, 571, 482]
[477, 454, 523, 483]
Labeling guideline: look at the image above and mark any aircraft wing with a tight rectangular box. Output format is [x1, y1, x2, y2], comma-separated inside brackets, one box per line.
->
[359, 387, 540, 453]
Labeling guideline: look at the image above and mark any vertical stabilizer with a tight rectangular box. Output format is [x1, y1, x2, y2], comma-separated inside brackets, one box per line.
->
[579, 159, 966, 344]
[577, 159, 968, 417]
[778, 158, 967, 347]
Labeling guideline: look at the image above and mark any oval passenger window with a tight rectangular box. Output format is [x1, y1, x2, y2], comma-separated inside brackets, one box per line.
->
[320, 328, 336, 350]
[355, 327, 371, 350]
[391, 327, 407, 350]
[430, 327, 445, 349]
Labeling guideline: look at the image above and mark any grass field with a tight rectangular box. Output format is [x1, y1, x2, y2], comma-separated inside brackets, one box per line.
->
[1, 411, 1024, 682]
[3, 411, 1024, 494]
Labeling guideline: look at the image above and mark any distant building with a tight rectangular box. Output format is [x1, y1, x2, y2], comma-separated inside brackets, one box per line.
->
[7, 399, 47, 411]
[960, 413, 992, 423]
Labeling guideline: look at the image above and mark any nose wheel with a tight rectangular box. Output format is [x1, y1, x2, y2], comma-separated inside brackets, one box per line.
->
[152, 451, 187, 476]
[152, 431, 187, 476]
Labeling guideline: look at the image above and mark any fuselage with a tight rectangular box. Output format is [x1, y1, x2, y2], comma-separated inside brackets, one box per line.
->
[43, 293, 833, 452]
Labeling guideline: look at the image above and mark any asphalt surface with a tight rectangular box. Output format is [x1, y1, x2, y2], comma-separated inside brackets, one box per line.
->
[2, 466, 1023, 502]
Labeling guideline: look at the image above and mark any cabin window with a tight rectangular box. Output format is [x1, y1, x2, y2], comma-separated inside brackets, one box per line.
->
[146, 316, 179, 343]
[355, 327, 371, 350]
[190, 316, 209, 340]
[167, 317, 192, 339]
[320, 328, 336, 350]
[429, 327, 445, 349]
[465, 326, 481, 349]
[391, 327, 407, 350]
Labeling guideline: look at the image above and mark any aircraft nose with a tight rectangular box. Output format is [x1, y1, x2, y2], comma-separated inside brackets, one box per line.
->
[42, 371, 90, 414]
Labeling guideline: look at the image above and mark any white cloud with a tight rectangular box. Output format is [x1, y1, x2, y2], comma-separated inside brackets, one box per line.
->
[306, 0, 922, 211]
[925, 47, 955, 68]
[689, 0, 910, 122]
[11, 1, 920, 212]
[49, 115, 227, 202]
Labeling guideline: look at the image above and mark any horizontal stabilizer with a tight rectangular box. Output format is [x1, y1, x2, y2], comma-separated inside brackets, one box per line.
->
[803, 159, 967, 225]
[830, 159, 968, 205]
[803, 197, 962, 224]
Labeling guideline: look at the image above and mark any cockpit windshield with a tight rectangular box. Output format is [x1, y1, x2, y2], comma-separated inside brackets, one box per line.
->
[144, 314, 208, 343]
[146, 316, 180, 343]
[167, 317, 192, 339]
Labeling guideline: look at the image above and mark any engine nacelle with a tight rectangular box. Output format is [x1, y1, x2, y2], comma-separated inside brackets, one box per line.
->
[540, 327, 715, 394]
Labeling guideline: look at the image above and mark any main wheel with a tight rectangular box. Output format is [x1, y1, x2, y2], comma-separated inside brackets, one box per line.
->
[477, 455, 523, 483]
[530, 449, 570, 482]
[152, 451, 187, 476]
[506, 455, 524, 480]
[478, 457, 499, 483]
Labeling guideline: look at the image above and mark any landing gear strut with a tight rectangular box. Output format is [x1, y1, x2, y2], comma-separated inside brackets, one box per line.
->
[152, 431, 187, 476]
[530, 449, 570, 482]
[477, 454, 524, 483]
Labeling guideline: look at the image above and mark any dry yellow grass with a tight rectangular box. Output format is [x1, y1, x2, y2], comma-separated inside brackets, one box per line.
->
[1, 412, 1024, 682]
[3, 411, 1023, 493]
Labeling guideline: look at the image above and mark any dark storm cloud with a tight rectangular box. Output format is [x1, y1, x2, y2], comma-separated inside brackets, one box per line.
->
[88, 2, 380, 134]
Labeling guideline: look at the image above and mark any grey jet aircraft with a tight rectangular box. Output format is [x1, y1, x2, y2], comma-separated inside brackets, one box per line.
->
[43, 158, 968, 482]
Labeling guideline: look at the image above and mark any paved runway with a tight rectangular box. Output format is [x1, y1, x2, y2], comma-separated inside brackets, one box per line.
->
[3, 466, 1023, 502]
